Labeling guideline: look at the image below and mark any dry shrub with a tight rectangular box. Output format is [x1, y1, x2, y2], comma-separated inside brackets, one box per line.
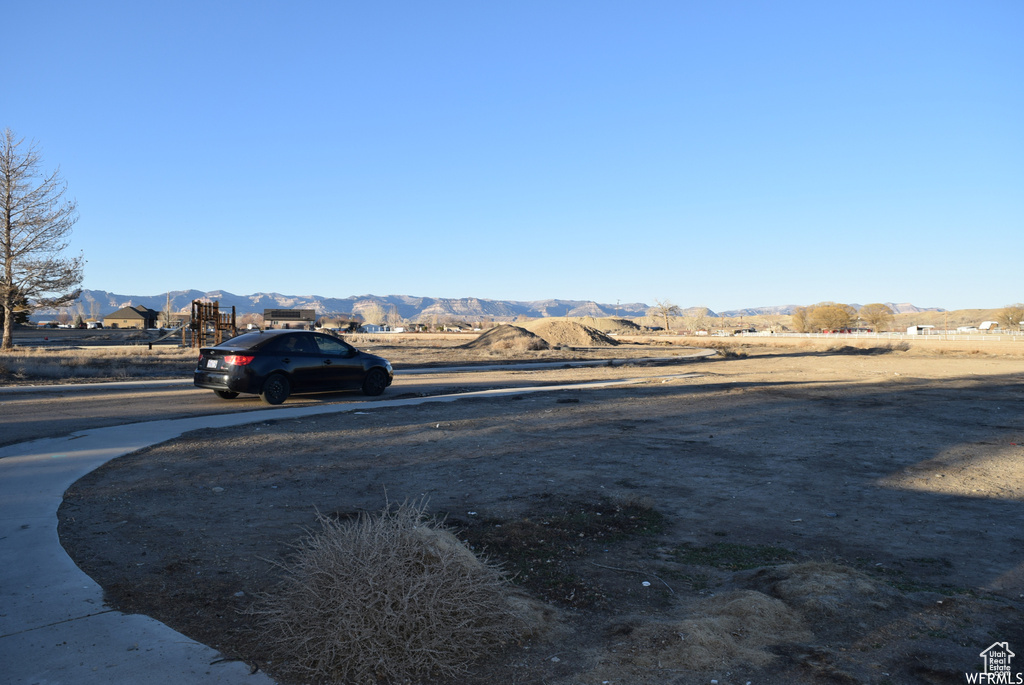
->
[687, 340, 748, 358]
[346, 334, 394, 345]
[826, 343, 909, 355]
[252, 502, 529, 684]
[488, 336, 549, 355]
[624, 590, 810, 670]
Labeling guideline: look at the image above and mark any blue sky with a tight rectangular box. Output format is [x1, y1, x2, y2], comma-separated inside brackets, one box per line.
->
[6, 1, 1021, 310]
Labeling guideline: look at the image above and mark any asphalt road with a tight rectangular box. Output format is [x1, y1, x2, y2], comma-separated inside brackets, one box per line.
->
[0, 361, 703, 449]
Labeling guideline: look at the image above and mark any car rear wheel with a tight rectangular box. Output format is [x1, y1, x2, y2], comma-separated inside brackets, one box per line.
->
[214, 390, 239, 400]
[361, 367, 388, 396]
[260, 373, 291, 405]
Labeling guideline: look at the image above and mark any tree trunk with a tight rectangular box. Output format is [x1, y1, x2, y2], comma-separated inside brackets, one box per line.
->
[2, 303, 13, 349]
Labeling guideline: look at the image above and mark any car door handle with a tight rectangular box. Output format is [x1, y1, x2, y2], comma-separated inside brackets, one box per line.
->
[323, 360, 333, 366]
[281, 357, 291, 364]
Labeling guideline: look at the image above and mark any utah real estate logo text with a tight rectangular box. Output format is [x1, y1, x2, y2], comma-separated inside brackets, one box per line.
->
[966, 642, 1023, 684]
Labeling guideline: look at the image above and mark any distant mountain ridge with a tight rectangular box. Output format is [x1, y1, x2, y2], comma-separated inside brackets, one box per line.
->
[59, 290, 945, 321]
[70, 290, 653, 321]
[718, 302, 945, 317]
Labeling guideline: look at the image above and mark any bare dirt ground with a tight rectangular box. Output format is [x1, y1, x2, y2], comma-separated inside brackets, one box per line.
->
[56, 337, 1024, 684]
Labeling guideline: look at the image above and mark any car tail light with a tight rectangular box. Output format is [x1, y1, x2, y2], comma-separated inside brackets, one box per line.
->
[223, 355, 255, 366]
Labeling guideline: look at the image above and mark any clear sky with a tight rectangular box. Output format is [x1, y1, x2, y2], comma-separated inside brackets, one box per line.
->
[6, 1, 1022, 311]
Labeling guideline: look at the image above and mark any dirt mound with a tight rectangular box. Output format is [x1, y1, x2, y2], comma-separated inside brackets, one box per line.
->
[522, 319, 619, 347]
[745, 561, 899, 616]
[608, 590, 810, 672]
[460, 325, 549, 350]
[577, 317, 642, 334]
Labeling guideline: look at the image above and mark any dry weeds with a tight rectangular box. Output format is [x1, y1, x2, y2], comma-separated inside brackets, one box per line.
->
[0, 346, 196, 382]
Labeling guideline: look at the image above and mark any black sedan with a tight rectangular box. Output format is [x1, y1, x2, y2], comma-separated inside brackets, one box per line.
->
[193, 329, 393, 404]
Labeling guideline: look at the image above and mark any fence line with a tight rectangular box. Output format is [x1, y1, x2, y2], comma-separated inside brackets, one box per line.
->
[734, 331, 1024, 342]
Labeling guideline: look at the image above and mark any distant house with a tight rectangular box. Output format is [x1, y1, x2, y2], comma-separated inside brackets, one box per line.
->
[104, 306, 158, 329]
[979, 321, 1000, 331]
[906, 325, 935, 335]
[264, 308, 316, 330]
[166, 312, 190, 327]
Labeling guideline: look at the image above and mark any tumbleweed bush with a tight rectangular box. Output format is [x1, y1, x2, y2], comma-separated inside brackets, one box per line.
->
[253, 501, 523, 684]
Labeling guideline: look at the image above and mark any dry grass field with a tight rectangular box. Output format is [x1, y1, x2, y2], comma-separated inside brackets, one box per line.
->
[53, 332, 1024, 684]
[0, 345, 197, 383]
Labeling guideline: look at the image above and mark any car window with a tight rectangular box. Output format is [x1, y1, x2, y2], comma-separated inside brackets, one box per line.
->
[313, 334, 354, 356]
[263, 334, 318, 354]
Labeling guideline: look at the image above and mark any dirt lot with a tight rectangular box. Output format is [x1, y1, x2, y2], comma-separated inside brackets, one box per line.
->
[57, 338, 1024, 684]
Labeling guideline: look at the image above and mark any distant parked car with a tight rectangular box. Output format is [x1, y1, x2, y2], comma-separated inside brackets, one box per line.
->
[193, 329, 393, 405]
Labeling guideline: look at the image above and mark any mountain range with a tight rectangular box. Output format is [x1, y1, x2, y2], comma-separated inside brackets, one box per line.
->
[60, 290, 944, 321]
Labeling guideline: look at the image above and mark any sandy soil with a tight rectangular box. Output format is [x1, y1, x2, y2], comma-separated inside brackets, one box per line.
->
[57, 340, 1024, 684]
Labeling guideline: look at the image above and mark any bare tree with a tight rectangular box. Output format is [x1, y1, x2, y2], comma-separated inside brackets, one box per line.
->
[649, 298, 682, 331]
[1, 129, 83, 348]
[858, 303, 895, 332]
[0, 286, 30, 329]
[160, 293, 176, 328]
[997, 303, 1024, 331]
[238, 312, 265, 329]
[385, 304, 403, 329]
[686, 307, 711, 333]
[359, 301, 386, 326]
[762, 314, 786, 333]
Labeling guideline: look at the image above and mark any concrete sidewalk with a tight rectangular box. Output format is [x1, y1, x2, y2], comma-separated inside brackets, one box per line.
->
[0, 375, 692, 684]
[0, 417, 280, 684]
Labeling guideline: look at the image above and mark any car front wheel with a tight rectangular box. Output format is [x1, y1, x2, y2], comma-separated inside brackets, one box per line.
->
[260, 373, 291, 405]
[361, 368, 388, 396]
